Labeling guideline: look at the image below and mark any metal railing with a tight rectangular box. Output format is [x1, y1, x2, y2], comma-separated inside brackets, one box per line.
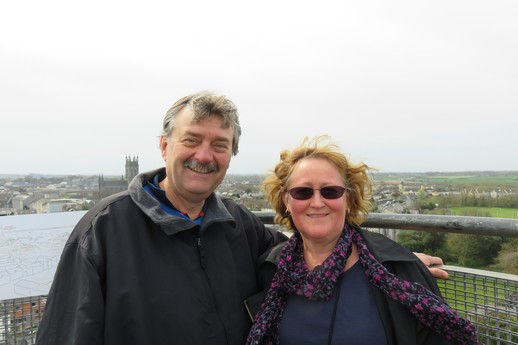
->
[1, 213, 518, 344]
[1, 296, 44, 345]
[437, 266, 518, 344]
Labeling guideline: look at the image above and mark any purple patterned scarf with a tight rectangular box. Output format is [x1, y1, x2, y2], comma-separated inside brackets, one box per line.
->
[246, 225, 479, 345]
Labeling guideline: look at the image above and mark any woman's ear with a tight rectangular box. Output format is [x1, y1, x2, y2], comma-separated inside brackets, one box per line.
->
[344, 192, 352, 215]
[282, 192, 290, 214]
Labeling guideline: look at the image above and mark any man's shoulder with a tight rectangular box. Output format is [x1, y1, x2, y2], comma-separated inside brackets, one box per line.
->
[86, 191, 133, 218]
[68, 191, 134, 240]
[219, 196, 239, 207]
[220, 197, 256, 217]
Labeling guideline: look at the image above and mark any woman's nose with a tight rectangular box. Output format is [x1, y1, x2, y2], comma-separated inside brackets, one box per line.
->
[309, 190, 325, 207]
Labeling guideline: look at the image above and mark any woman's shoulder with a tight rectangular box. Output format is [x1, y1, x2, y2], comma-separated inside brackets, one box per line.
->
[358, 227, 418, 263]
[358, 228, 443, 294]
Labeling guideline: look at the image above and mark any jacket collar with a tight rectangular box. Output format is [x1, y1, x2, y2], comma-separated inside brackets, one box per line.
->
[129, 168, 236, 236]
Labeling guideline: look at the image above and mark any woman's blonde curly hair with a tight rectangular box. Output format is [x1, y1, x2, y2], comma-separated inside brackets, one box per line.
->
[262, 135, 375, 231]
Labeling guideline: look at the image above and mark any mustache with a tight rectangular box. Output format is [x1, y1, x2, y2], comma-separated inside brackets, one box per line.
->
[184, 159, 219, 173]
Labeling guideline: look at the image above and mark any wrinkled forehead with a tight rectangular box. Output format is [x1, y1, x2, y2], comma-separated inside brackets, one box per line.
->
[189, 109, 231, 129]
[187, 114, 232, 135]
[175, 108, 233, 136]
[286, 157, 345, 185]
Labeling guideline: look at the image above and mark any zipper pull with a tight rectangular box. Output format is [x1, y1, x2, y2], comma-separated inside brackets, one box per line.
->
[196, 235, 207, 269]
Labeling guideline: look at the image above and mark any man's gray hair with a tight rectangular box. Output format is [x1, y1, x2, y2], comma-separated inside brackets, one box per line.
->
[162, 91, 242, 156]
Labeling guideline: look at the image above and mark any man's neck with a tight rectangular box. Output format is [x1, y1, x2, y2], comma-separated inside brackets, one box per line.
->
[159, 180, 206, 220]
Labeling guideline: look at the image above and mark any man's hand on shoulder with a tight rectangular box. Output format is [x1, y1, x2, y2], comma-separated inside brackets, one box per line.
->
[413, 252, 449, 279]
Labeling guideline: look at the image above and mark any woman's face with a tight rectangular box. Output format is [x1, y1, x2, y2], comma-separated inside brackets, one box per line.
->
[283, 157, 347, 245]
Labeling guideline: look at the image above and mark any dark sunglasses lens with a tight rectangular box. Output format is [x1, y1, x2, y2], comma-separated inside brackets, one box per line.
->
[320, 187, 346, 199]
[289, 187, 314, 200]
[289, 186, 346, 200]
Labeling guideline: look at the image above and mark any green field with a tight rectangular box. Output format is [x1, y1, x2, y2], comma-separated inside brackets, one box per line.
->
[448, 207, 518, 219]
[372, 171, 518, 190]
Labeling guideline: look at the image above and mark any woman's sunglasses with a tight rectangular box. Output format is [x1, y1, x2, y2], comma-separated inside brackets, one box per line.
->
[287, 186, 347, 200]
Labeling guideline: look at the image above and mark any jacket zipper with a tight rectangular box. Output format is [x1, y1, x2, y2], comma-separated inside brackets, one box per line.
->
[195, 232, 207, 269]
[194, 230, 229, 341]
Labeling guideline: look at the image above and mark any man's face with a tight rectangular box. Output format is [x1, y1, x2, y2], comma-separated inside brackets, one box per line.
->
[160, 107, 234, 203]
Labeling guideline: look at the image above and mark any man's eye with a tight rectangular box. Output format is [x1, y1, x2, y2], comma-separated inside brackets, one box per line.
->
[182, 138, 198, 145]
[214, 143, 230, 152]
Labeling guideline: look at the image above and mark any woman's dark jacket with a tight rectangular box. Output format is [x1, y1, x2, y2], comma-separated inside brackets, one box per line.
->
[246, 228, 454, 345]
[35, 168, 287, 345]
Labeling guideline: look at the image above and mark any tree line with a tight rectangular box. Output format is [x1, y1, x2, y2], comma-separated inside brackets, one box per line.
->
[397, 193, 518, 274]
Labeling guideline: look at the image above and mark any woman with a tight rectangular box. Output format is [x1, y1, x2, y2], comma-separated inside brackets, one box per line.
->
[247, 136, 478, 345]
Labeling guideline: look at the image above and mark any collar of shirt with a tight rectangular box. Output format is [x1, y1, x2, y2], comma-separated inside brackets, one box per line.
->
[144, 172, 206, 225]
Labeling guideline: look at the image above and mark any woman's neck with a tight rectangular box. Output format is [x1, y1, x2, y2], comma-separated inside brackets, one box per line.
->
[303, 240, 359, 271]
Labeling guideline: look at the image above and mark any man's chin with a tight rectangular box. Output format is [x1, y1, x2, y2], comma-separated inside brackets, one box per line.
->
[185, 181, 218, 196]
[183, 170, 226, 194]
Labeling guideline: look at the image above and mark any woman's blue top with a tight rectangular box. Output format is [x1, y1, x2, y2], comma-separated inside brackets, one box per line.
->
[279, 261, 388, 345]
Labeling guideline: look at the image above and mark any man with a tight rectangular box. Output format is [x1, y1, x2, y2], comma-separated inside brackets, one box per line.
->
[36, 91, 446, 345]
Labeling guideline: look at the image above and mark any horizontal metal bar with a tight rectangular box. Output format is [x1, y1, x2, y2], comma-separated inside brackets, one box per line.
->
[253, 211, 518, 238]
[363, 213, 518, 237]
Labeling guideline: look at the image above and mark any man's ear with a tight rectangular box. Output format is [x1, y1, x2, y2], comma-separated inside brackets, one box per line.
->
[159, 136, 168, 161]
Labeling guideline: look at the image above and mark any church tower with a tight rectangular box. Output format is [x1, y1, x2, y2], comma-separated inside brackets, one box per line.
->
[125, 155, 139, 182]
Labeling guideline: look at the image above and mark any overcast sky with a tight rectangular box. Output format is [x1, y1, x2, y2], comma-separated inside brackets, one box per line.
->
[1, 0, 517, 176]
